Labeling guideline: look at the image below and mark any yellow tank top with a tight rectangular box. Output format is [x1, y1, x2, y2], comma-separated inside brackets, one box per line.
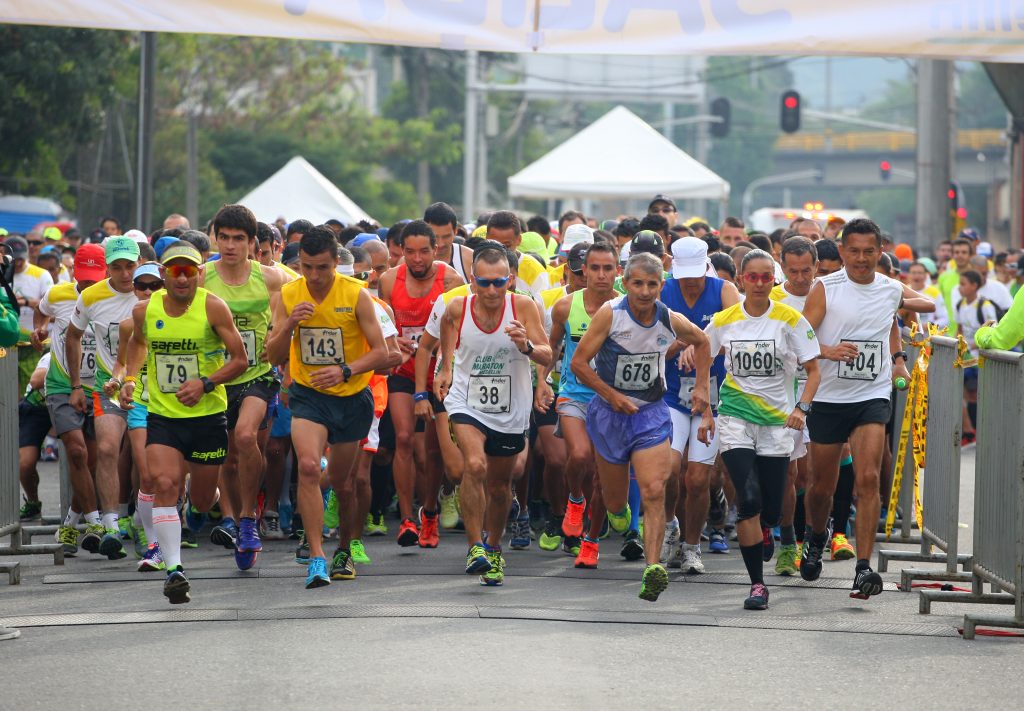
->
[281, 272, 371, 397]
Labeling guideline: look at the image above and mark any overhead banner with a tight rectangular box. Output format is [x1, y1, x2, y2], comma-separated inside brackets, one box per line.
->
[5, 1, 1024, 61]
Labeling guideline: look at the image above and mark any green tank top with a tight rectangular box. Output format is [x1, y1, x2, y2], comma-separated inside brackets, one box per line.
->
[204, 260, 271, 385]
[143, 289, 227, 418]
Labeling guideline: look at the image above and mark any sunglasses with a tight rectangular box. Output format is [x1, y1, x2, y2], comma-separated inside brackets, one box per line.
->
[27, 240, 44, 246]
[474, 276, 510, 289]
[134, 280, 164, 292]
[165, 264, 199, 279]
[353, 271, 370, 281]
[742, 272, 775, 285]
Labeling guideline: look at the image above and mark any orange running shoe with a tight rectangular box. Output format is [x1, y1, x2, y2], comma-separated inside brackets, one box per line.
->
[795, 541, 803, 569]
[830, 533, 855, 561]
[562, 496, 586, 538]
[574, 538, 599, 568]
[397, 518, 420, 547]
[418, 508, 439, 548]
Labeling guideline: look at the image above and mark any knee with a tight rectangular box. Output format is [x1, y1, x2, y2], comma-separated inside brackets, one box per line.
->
[638, 480, 664, 503]
[854, 470, 880, 496]
[394, 428, 414, 453]
[234, 428, 259, 453]
[462, 455, 486, 481]
[567, 448, 591, 473]
[685, 467, 711, 491]
[297, 456, 322, 484]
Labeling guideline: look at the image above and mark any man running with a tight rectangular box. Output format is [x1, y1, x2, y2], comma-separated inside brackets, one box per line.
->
[425, 202, 473, 283]
[571, 253, 713, 601]
[429, 244, 552, 586]
[119, 241, 248, 603]
[266, 227, 390, 588]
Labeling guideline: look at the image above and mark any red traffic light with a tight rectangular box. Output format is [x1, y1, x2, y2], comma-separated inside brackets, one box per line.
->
[947, 188, 957, 200]
[784, 95, 799, 110]
[957, 207, 968, 219]
[880, 160, 891, 171]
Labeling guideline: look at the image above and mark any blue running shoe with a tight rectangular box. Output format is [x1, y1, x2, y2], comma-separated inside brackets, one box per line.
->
[184, 504, 207, 533]
[708, 528, 729, 554]
[211, 518, 238, 549]
[236, 517, 263, 553]
[509, 512, 531, 550]
[305, 556, 329, 588]
[234, 549, 258, 571]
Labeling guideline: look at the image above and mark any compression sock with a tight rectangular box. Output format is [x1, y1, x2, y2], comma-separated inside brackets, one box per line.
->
[780, 525, 796, 546]
[740, 542, 765, 585]
[832, 458, 856, 537]
[137, 491, 157, 545]
[966, 401, 978, 429]
[152, 507, 183, 569]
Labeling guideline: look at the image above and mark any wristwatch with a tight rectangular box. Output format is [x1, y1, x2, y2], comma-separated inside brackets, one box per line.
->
[891, 351, 909, 364]
[341, 364, 352, 382]
[522, 340, 534, 355]
[200, 376, 216, 394]
[796, 401, 812, 414]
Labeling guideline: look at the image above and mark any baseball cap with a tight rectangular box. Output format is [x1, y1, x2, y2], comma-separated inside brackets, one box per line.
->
[976, 241, 994, 258]
[916, 257, 937, 276]
[648, 194, 676, 212]
[559, 224, 594, 256]
[671, 236, 709, 279]
[104, 236, 141, 264]
[351, 233, 381, 248]
[74, 243, 107, 282]
[154, 236, 179, 260]
[959, 227, 980, 242]
[629, 230, 665, 258]
[899, 258, 913, 275]
[133, 262, 162, 281]
[87, 229, 106, 244]
[281, 242, 301, 266]
[123, 229, 149, 244]
[159, 241, 202, 266]
[894, 243, 913, 261]
[43, 226, 63, 241]
[5, 235, 29, 259]
[567, 242, 590, 273]
[519, 231, 547, 256]
[599, 219, 619, 232]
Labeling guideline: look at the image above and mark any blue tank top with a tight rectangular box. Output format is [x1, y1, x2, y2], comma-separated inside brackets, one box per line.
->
[558, 290, 596, 404]
[661, 277, 727, 414]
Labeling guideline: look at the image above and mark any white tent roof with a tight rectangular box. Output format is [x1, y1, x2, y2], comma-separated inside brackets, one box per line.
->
[508, 106, 729, 201]
[237, 156, 373, 226]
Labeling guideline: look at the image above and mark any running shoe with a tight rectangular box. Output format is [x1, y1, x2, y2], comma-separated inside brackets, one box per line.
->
[365, 514, 387, 537]
[99, 529, 127, 559]
[211, 518, 238, 549]
[509, 496, 521, 525]
[329, 548, 356, 580]
[439, 489, 459, 529]
[681, 545, 705, 574]
[465, 543, 492, 574]
[138, 544, 165, 572]
[708, 528, 729, 554]
[80, 523, 104, 554]
[261, 512, 285, 540]
[762, 527, 775, 563]
[305, 556, 330, 588]
[118, 515, 132, 540]
[575, 539, 600, 568]
[800, 537, 826, 581]
[509, 513, 532, 550]
[774, 543, 799, 576]
[562, 496, 586, 537]
[129, 520, 148, 559]
[607, 505, 631, 534]
[538, 517, 563, 551]
[851, 566, 884, 599]
[661, 523, 681, 567]
[418, 508, 440, 548]
[323, 489, 340, 530]
[350, 539, 371, 564]
[562, 536, 581, 557]
[744, 582, 769, 610]
[830, 533, 856, 561]
[480, 548, 504, 586]
[184, 504, 207, 533]
[237, 517, 263, 553]
[163, 566, 191, 604]
[55, 525, 79, 557]
[397, 518, 420, 547]
[638, 563, 669, 602]
[18, 497, 41, 521]
[181, 526, 199, 549]
[294, 533, 311, 565]
[599, 517, 611, 540]
[620, 529, 644, 561]
[208, 500, 223, 521]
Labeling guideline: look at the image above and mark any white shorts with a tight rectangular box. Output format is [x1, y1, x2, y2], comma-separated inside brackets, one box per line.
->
[790, 425, 809, 461]
[361, 414, 381, 453]
[718, 414, 794, 457]
[669, 406, 719, 465]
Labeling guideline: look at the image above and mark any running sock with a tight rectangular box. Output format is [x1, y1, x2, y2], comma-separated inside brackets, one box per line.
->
[583, 535, 599, 544]
[856, 558, 870, 572]
[152, 507, 182, 569]
[63, 509, 81, 527]
[101, 512, 118, 532]
[805, 526, 829, 545]
[780, 525, 796, 546]
[666, 516, 680, 533]
[628, 475, 641, 530]
[137, 492, 156, 545]
[568, 492, 584, 505]
[740, 542, 765, 585]
[84, 511, 101, 526]
[832, 460, 856, 537]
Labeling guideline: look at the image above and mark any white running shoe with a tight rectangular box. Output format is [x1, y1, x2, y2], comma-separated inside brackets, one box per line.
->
[661, 523, 682, 568]
[681, 545, 705, 575]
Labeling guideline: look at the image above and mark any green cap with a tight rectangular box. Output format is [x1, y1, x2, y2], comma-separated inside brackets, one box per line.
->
[43, 226, 63, 241]
[104, 236, 140, 264]
[159, 241, 203, 266]
[519, 231, 547, 257]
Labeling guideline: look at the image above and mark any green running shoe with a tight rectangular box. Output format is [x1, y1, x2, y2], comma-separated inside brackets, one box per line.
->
[323, 489, 340, 530]
[117, 516, 132, 540]
[639, 563, 669, 602]
[480, 548, 504, 586]
[80, 522, 105, 554]
[100, 529, 128, 559]
[538, 517, 563, 551]
[465, 544, 491, 574]
[329, 547, 356, 580]
[55, 525, 79, 557]
[18, 497, 42, 521]
[608, 505, 632, 534]
[775, 543, 799, 576]
[180, 526, 199, 549]
[350, 539, 371, 565]
[129, 520, 149, 558]
[364, 513, 387, 537]
[439, 488, 459, 529]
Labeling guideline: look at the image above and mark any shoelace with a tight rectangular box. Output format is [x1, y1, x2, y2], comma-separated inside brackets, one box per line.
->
[750, 583, 768, 598]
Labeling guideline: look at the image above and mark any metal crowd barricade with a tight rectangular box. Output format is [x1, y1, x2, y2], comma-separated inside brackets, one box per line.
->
[0, 349, 64, 571]
[19, 441, 70, 543]
[878, 336, 972, 587]
[875, 343, 921, 545]
[919, 349, 1024, 639]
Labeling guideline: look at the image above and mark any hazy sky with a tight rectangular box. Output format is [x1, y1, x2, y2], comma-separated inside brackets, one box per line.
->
[789, 56, 912, 111]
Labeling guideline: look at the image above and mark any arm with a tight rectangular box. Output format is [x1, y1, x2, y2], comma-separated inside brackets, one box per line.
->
[570, 304, 638, 414]
[802, 282, 857, 362]
[29, 364, 47, 392]
[900, 284, 936, 314]
[118, 302, 150, 409]
[670, 311, 712, 415]
[433, 297, 465, 402]
[889, 318, 911, 385]
[414, 330, 439, 420]
[265, 294, 311, 367]
[105, 318, 135, 396]
[507, 294, 552, 368]
[535, 297, 570, 413]
[65, 306, 87, 411]
[787, 358, 821, 430]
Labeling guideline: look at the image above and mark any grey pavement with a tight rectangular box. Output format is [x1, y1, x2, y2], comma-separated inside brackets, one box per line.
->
[2, 452, 1022, 709]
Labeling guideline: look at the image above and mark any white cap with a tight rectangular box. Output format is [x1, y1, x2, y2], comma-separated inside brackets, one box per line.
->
[336, 263, 354, 276]
[124, 229, 149, 244]
[977, 241, 994, 258]
[671, 237, 709, 279]
[559, 224, 594, 255]
[618, 240, 631, 263]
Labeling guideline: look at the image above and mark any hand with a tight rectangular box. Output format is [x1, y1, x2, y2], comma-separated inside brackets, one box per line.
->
[397, 337, 417, 358]
[784, 408, 806, 431]
[608, 391, 639, 415]
[69, 388, 88, 413]
[823, 342, 859, 362]
[288, 301, 316, 327]
[103, 378, 121, 398]
[892, 361, 911, 387]
[697, 409, 716, 445]
[981, 320, 996, 329]
[433, 368, 452, 402]
[308, 366, 345, 389]
[504, 319, 528, 352]
[414, 398, 435, 421]
[118, 381, 136, 410]
[175, 379, 205, 407]
[30, 327, 48, 350]
[689, 384, 710, 416]
[534, 382, 554, 413]
[677, 345, 695, 372]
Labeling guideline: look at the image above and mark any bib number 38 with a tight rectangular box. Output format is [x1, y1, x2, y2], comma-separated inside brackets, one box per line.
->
[614, 352, 659, 390]
[300, 327, 343, 365]
[469, 375, 511, 414]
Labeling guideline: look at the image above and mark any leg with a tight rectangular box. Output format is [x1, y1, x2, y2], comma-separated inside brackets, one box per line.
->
[848, 423, 887, 562]
[326, 440, 362, 550]
[805, 441, 843, 537]
[629, 441, 673, 565]
[61, 429, 96, 515]
[560, 415, 595, 537]
[233, 396, 270, 519]
[94, 414, 127, 519]
[264, 435, 291, 514]
[453, 424, 488, 546]
[18, 446, 41, 504]
[483, 455, 517, 551]
[389, 392, 417, 521]
[291, 418, 330, 559]
[434, 411, 463, 485]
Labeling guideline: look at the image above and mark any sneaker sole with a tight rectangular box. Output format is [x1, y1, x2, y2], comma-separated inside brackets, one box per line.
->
[510, 540, 530, 550]
[305, 576, 330, 589]
[743, 598, 769, 610]
[329, 571, 356, 581]
[638, 568, 669, 602]
[800, 563, 823, 581]
[574, 560, 598, 569]
[210, 529, 237, 549]
[417, 539, 438, 549]
[164, 579, 191, 604]
[351, 556, 371, 565]
[854, 573, 884, 598]
[80, 537, 101, 554]
[138, 563, 165, 572]
[683, 566, 705, 575]
[479, 577, 504, 586]
[832, 549, 856, 561]
[234, 550, 258, 571]
[466, 558, 492, 575]
[775, 567, 797, 576]
[620, 542, 644, 561]
[397, 531, 420, 547]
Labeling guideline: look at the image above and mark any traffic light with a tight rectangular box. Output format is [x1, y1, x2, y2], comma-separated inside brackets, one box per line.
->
[879, 160, 892, 181]
[709, 97, 731, 138]
[780, 90, 801, 133]
[949, 181, 967, 237]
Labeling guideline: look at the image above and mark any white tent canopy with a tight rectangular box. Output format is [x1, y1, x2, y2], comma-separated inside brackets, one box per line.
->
[508, 106, 729, 202]
[237, 156, 373, 227]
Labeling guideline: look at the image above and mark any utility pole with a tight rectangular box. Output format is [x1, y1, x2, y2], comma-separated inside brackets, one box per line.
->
[135, 32, 156, 232]
[462, 50, 479, 222]
[915, 59, 953, 253]
[185, 112, 198, 229]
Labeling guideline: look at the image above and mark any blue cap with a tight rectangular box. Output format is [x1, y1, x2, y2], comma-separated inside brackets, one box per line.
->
[154, 236, 178, 260]
[376, 228, 389, 240]
[133, 262, 162, 280]
[352, 233, 381, 247]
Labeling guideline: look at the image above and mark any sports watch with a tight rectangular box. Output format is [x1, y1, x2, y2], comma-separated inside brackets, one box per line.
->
[200, 376, 216, 394]
[796, 401, 812, 414]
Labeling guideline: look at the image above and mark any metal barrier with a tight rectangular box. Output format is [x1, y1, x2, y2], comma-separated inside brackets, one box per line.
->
[875, 343, 921, 545]
[19, 440, 70, 543]
[878, 337, 972, 586]
[919, 349, 1024, 639]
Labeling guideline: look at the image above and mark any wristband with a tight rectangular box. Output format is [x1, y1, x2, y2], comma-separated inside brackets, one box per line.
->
[71, 384, 83, 391]
[414, 391, 430, 403]
[124, 376, 138, 384]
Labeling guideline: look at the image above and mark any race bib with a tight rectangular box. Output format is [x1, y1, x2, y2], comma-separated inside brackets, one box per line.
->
[678, 376, 719, 410]
[838, 339, 883, 381]
[469, 375, 511, 414]
[80, 334, 97, 380]
[229, 329, 258, 368]
[299, 327, 343, 365]
[105, 322, 120, 359]
[795, 363, 808, 382]
[402, 325, 425, 350]
[614, 352, 659, 390]
[730, 340, 776, 377]
[154, 354, 200, 393]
